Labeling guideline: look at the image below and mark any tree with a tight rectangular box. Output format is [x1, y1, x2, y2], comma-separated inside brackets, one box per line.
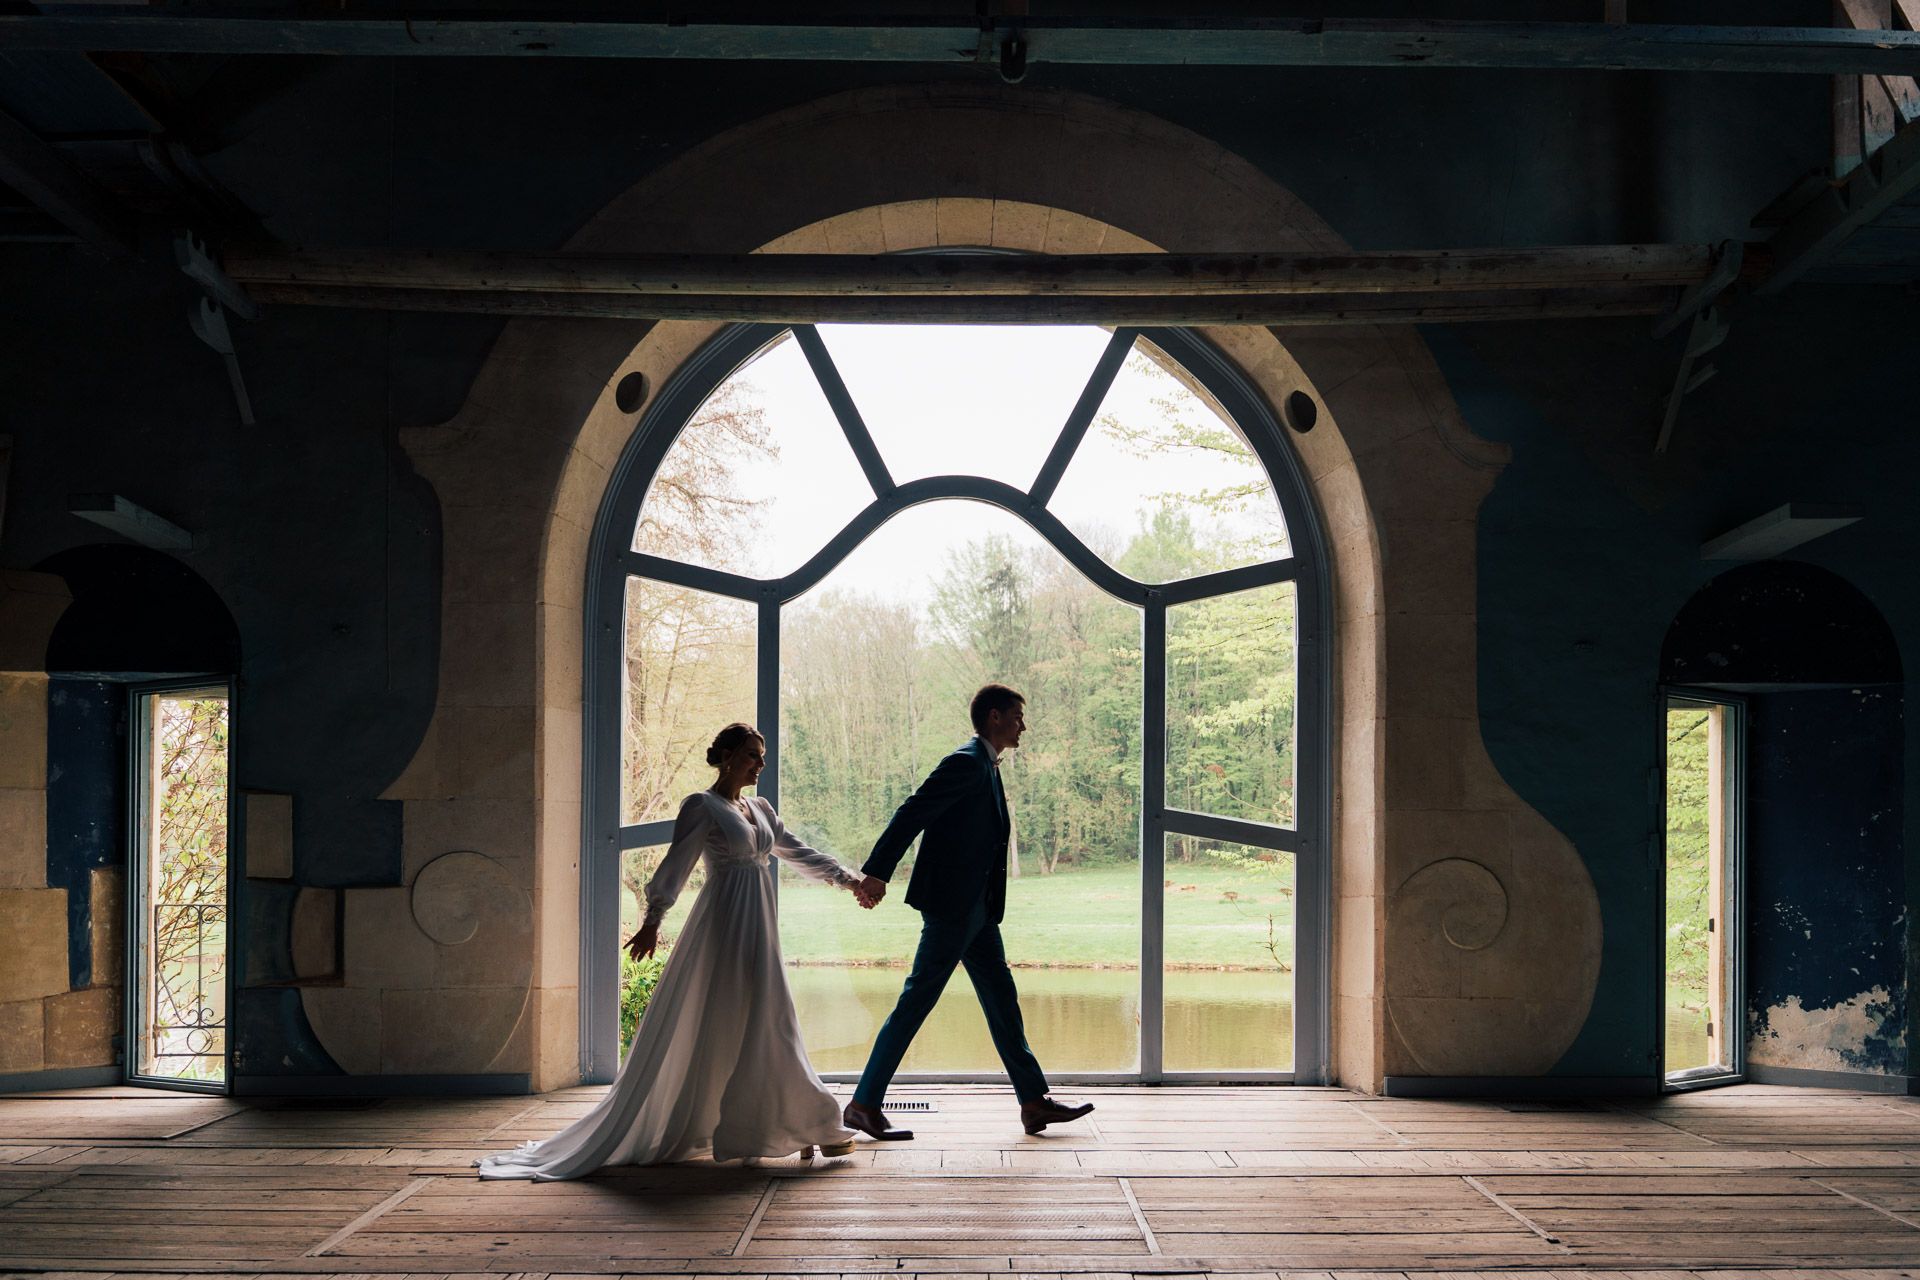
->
[632, 378, 778, 567]
[1665, 710, 1713, 1000]
[621, 375, 775, 941]
[1015, 554, 1141, 874]
[150, 695, 230, 1080]
[1097, 356, 1298, 850]
[1164, 582, 1298, 842]
[781, 591, 938, 863]
[1095, 352, 1288, 564]
[928, 533, 1036, 692]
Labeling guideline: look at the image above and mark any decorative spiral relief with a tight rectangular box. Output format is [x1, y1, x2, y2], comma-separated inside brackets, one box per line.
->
[301, 848, 532, 1076]
[1392, 856, 1509, 951]
[411, 849, 507, 945]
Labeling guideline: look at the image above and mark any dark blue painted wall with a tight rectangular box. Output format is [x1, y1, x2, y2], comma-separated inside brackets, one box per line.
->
[44, 679, 124, 992]
[1747, 688, 1906, 1073]
[1661, 563, 1907, 1074]
[1445, 286, 1919, 1081]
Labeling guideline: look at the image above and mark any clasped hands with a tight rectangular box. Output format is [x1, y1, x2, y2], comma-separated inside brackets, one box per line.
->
[851, 874, 886, 910]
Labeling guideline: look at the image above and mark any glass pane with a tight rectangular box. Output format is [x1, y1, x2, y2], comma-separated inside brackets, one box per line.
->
[617, 843, 708, 1064]
[1162, 834, 1294, 1071]
[139, 690, 229, 1084]
[1665, 701, 1728, 1076]
[778, 500, 1143, 1073]
[1050, 341, 1291, 583]
[632, 331, 874, 579]
[1166, 581, 1297, 828]
[813, 324, 1116, 491]
[621, 578, 755, 827]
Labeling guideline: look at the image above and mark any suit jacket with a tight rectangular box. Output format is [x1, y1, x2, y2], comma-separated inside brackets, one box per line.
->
[862, 737, 1011, 923]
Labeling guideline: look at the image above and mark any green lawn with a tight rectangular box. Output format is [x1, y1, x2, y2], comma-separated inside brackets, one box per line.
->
[776, 859, 1294, 970]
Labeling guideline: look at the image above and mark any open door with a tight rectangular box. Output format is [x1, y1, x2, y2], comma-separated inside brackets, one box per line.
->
[1662, 689, 1744, 1088]
[127, 682, 234, 1091]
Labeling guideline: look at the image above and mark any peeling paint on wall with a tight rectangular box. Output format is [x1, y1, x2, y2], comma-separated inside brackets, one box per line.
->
[1750, 986, 1907, 1074]
[1745, 685, 1906, 1079]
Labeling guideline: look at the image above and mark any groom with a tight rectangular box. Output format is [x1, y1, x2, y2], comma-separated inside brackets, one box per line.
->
[842, 683, 1095, 1140]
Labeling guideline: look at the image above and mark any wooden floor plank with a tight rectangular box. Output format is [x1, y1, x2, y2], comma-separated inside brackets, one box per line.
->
[8, 1084, 1920, 1273]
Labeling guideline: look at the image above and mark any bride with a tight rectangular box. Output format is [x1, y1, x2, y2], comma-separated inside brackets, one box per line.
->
[478, 722, 871, 1177]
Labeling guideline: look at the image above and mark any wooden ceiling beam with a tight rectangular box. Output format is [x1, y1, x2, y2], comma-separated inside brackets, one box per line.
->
[222, 244, 1747, 300]
[4, 13, 1920, 76]
[235, 282, 1678, 326]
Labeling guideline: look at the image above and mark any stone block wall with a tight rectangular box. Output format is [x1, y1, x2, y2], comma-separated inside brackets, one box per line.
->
[0, 573, 121, 1083]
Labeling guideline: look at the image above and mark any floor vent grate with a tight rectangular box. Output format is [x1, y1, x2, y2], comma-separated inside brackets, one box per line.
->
[879, 1100, 938, 1112]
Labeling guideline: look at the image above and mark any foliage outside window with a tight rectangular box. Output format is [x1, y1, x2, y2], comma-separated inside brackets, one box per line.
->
[140, 692, 230, 1084]
[1665, 705, 1716, 1071]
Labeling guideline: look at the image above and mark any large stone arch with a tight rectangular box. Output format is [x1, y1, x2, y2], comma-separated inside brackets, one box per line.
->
[365, 82, 1601, 1093]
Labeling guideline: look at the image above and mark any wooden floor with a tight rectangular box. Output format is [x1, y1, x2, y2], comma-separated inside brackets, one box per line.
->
[4, 1083, 1920, 1280]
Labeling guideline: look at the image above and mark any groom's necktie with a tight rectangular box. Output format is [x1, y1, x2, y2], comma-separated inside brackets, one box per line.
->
[990, 759, 1007, 822]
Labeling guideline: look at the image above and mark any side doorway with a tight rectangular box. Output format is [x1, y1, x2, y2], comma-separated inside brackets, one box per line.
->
[126, 680, 235, 1092]
[1661, 688, 1745, 1089]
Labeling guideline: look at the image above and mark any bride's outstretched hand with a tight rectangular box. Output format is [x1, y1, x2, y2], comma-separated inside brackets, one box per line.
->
[625, 919, 660, 961]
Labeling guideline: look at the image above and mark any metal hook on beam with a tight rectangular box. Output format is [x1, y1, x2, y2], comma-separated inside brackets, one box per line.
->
[1653, 303, 1729, 454]
[189, 295, 255, 426]
[175, 231, 260, 321]
[1650, 239, 1744, 454]
[1651, 238, 1742, 339]
[176, 231, 260, 425]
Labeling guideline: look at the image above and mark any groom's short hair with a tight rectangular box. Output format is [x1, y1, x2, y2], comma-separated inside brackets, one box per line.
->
[970, 683, 1025, 734]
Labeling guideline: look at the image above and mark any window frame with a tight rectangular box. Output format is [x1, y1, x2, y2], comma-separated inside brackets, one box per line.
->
[583, 321, 1330, 1086]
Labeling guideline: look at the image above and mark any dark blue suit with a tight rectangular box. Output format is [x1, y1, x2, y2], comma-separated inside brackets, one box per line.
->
[853, 736, 1049, 1105]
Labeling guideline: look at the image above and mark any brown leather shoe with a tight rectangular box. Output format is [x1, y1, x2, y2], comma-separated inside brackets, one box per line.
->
[1020, 1096, 1094, 1135]
[843, 1099, 913, 1141]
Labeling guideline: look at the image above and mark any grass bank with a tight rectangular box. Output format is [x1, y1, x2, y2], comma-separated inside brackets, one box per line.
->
[772, 859, 1294, 970]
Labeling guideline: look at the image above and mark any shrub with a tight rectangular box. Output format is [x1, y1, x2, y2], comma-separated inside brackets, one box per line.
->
[619, 952, 668, 1047]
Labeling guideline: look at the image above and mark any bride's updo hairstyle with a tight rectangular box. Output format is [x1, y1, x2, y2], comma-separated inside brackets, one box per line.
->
[705, 722, 764, 767]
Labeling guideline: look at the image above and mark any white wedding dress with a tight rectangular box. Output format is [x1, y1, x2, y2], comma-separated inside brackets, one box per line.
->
[477, 791, 859, 1178]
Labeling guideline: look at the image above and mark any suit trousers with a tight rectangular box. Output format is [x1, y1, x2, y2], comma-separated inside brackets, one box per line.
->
[852, 895, 1049, 1106]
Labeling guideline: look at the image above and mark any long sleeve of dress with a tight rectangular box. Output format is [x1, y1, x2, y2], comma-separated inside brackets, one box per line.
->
[644, 794, 713, 920]
[761, 801, 859, 888]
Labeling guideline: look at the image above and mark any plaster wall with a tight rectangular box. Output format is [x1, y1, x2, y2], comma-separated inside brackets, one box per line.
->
[365, 84, 1604, 1093]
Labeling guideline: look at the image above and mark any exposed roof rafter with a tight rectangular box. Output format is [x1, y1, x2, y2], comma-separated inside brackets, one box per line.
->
[0, 102, 136, 255]
[3, 12, 1920, 75]
[1759, 113, 1920, 293]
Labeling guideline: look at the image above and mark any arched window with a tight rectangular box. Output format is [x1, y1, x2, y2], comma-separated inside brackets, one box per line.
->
[584, 322, 1328, 1085]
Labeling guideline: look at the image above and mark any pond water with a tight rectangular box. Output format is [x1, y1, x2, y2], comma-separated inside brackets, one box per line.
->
[785, 964, 1293, 1074]
[1665, 1004, 1711, 1074]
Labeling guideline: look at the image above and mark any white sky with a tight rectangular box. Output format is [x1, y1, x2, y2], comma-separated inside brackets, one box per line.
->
[640, 324, 1288, 607]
